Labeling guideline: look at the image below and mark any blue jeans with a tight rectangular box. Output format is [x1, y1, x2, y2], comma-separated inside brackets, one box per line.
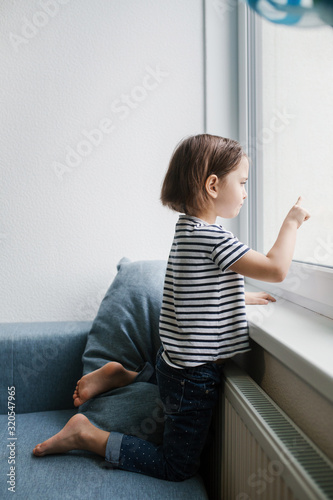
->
[105, 348, 223, 481]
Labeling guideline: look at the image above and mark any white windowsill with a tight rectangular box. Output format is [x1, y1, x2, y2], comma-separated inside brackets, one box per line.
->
[245, 284, 333, 405]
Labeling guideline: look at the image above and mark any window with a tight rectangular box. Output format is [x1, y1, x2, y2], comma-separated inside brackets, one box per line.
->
[238, 4, 333, 319]
[260, 21, 333, 269]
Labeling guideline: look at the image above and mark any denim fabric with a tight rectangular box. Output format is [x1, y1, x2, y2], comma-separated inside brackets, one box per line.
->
[134, 360, 156, 385]
[105, 349, 223, 481]
[0, 410, 208, 499]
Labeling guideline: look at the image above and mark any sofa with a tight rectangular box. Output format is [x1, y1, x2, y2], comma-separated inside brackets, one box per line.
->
[0, 259, 210, 500]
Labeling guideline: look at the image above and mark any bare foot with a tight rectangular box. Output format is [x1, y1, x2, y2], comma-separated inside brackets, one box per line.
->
[33, 414, 109, 458]
[73, 362, 138, 407]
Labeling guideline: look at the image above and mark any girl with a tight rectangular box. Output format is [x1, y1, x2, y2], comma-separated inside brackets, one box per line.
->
[33, 134, 310, 481]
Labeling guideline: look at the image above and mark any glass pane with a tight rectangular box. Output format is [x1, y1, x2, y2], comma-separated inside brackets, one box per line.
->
[260, 21, 333, 268]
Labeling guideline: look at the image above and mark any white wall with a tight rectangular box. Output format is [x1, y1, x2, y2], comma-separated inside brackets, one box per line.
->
[0, 0, 240, 322]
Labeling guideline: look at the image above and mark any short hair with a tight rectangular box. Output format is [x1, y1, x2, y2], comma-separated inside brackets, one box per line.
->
[161, 134, 247, 215]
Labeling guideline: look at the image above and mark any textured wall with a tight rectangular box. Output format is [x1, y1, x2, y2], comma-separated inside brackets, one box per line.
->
[1, 0, 241, 323]
[1, 0, 208, 322]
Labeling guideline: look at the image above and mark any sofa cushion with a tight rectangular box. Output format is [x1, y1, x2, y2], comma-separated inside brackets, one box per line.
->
[79, 382, 164, 445]
[82, 258, 166, 373]
[0, 321, 91, 414]
[79, 258, 167, 443]
[0, 410, 208, 499]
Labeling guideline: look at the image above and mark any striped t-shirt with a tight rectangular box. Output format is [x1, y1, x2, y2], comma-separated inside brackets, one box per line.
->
[159, 215, 251, 368]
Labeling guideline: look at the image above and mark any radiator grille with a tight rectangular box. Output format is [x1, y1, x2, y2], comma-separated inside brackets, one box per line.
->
[210, 363, 333, 500]
[223, 398, 297, 500]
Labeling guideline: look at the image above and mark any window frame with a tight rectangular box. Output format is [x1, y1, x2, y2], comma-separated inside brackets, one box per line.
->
[238, 2, 333, 321]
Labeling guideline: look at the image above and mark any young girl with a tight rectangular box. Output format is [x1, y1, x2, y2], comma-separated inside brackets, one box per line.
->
[33, 134, 310, 481]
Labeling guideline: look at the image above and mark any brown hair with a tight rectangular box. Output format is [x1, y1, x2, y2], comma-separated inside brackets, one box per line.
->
[161, 134, 247, 215]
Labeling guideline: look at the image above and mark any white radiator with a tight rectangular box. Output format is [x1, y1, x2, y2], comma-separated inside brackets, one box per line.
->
[206, 363, 333, 500]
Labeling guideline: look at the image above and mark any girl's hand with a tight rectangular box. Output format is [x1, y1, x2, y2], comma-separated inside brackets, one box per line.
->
[245, 291, 276, 305]
[285, 196, 311, 229]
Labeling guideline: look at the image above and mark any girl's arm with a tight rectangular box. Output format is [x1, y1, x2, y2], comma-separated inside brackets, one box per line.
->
[230, 197, 310, 283]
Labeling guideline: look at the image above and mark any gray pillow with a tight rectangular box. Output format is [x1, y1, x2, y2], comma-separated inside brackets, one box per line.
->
[79, 258, 167, 444]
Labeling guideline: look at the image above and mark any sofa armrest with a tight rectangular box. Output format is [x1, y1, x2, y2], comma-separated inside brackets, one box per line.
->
[0, 321, 92, 414]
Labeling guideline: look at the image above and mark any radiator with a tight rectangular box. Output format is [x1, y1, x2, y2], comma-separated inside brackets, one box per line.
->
[207, 363, 333, 500]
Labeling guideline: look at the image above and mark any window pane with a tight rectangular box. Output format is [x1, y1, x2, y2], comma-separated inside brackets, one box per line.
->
[260, 21, 333, 268]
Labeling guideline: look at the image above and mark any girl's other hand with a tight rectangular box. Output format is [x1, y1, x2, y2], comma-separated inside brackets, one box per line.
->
[245, 291, 276, 305]
[285, 196, 311, 229]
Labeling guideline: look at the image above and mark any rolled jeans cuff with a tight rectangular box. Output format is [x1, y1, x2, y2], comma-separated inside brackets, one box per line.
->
[105, 431, 124, 467]
[134, 361, 156, 385]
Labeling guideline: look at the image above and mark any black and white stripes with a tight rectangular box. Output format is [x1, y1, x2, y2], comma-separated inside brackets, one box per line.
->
[159, 215, 251, 368]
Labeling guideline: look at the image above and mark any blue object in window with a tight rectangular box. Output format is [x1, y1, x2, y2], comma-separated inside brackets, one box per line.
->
[245, 0, 333, 27]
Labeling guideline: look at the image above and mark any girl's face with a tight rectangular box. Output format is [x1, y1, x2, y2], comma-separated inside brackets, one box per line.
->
[215, 156, 249, 219]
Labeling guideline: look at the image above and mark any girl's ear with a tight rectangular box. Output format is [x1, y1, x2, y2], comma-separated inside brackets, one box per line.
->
[205, 174, 219, 199]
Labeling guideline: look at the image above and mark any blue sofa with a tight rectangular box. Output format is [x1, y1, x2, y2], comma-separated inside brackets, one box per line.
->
[0, 260, 210, 500]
